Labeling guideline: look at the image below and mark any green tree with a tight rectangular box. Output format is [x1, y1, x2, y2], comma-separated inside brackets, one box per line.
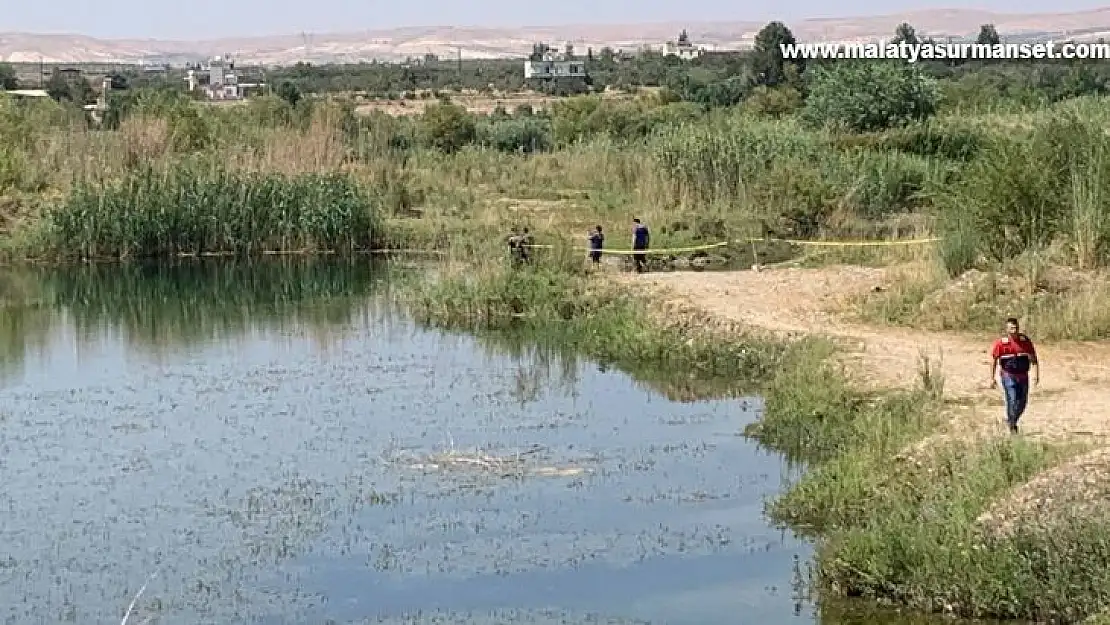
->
[802, 61, 939, 132]
[752, 21, 802, 87]
[276, 81, 301, 107]
[892, 22, 919, 44]
[0, 63, 16, 90]
[977, 24, 1001, 45]
[44, 73, 94, 104]
[419, 102, 476, 153]
[107, 73, 129, 90]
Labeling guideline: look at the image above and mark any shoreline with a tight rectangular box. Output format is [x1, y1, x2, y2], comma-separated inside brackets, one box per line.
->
[616, 265, 1110, 623]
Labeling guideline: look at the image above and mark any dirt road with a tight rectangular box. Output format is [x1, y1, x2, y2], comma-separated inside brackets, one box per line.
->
[618, 265, 1110, 441]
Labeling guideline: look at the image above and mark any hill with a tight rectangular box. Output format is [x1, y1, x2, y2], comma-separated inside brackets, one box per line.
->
[3, 7, 1110, 65]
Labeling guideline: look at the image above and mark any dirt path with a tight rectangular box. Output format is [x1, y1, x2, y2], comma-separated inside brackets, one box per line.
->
[617, 265, 1110, 442]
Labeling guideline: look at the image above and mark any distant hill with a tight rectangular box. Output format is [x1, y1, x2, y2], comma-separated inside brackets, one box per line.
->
[4, 8, 1110, 65]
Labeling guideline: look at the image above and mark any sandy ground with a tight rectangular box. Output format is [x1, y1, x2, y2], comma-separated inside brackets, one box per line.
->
[617, 264, 1110, 523]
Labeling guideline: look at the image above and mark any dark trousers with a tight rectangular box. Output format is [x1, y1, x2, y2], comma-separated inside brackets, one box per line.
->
[1001, 374, 1029, 430]
[590, 250, 602, 264]
[632, 250, 646, 272]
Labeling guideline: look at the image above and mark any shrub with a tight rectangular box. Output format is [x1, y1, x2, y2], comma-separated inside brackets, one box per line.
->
[419, 102, 476, 153]
[803, 61, 940, 132]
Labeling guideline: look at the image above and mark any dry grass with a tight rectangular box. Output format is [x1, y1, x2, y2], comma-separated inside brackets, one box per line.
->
[977, 444, 1110, 537]
[352, 88, 639, 117]
[849, 246, 1110, 341]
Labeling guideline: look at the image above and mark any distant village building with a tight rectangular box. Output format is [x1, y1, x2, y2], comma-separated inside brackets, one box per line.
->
[663, 29, 704, 60]
[184, 55, 266, 100]
[524, 42, 588, 80]
[82, 76, 112, 115]
[0, 89, 50, 99]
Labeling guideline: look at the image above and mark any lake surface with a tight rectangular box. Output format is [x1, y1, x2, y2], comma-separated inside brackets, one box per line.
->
[0, 259, 948, 625]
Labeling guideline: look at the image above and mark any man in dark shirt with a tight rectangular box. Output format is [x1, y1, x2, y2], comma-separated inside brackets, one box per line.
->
[588, 225, 604, 266]
[506, 228, 521, 265]
[631, 218, 649, 273]
[519, 227, 534, 263]
[990, 317, 1039, 434]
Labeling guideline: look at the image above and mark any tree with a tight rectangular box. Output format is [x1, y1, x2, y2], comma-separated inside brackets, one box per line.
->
[752, 21, 802, 87]
[107, 73, 129, 90]
[44, 73, 94, 104]
[276, 81, 301, 107]
[801, 60, 939, 132]
[977, 24, 1001, 45]
[419, 102, 476, 153]
[0, 63, 16, 90]
[892, 22, 919, 44]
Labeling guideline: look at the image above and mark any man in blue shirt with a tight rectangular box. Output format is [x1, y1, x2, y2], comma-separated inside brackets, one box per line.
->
[631, 218, 649, 273]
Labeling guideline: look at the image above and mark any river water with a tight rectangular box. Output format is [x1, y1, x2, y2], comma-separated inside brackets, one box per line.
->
[0, 259, 949, 625]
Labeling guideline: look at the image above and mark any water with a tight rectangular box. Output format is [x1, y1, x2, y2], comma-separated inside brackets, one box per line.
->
[0, 259, 945, 625]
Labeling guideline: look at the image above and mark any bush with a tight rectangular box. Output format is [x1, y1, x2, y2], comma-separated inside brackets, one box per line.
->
[803, 61, 940, 132]
[478, 117, 552, 153]
[937, 112, 1110, 269]
[419, 102, 476, 153]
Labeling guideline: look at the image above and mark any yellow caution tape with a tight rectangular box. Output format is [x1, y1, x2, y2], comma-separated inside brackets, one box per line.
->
[523, 241, 730, 255]
[744, 236, 941, 247]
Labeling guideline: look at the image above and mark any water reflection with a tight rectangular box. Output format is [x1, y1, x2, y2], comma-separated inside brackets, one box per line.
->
[0, 259, 410, 384]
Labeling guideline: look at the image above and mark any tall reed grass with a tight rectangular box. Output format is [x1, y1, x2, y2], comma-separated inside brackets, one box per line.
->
[38, 164, 380, 259]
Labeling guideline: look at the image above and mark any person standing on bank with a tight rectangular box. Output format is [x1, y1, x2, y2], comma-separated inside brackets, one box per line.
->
[631, 218, 649, 273]
[506, 227, 522, 265]
[519, 227, 534, 263]
[588, 225, 604, 267]
[990, 317, 1039, 434]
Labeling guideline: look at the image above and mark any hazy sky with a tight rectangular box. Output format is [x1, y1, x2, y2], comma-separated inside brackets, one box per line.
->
[7, 0, 1110, 40]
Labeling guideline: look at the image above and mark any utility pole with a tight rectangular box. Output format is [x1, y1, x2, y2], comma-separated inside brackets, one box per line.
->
[457, 46, 462, 77]
[39, 56, 44, 88]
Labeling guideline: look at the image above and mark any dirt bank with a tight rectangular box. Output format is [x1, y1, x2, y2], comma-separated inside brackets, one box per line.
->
[617, 264, 1110, 522]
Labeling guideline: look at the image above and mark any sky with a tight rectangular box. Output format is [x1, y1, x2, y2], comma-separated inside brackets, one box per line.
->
[7, 0, 1110, 40]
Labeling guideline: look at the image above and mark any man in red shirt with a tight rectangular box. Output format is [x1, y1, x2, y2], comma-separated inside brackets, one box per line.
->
[990, 317, 1039, 434]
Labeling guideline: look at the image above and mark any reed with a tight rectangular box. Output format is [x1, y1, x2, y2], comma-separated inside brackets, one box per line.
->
[38, 163, 380, 259]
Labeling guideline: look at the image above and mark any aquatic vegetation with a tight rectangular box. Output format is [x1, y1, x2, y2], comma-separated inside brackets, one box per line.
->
[36, 163, 381, 259]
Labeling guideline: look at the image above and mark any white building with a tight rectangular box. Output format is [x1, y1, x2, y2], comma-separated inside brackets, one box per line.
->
[524, 42, 587, 80]
[83, 77, 112, 113]
[185, 55, 265, 100]
[524, 58, 587, 79]
[664, 30, 704, 60]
